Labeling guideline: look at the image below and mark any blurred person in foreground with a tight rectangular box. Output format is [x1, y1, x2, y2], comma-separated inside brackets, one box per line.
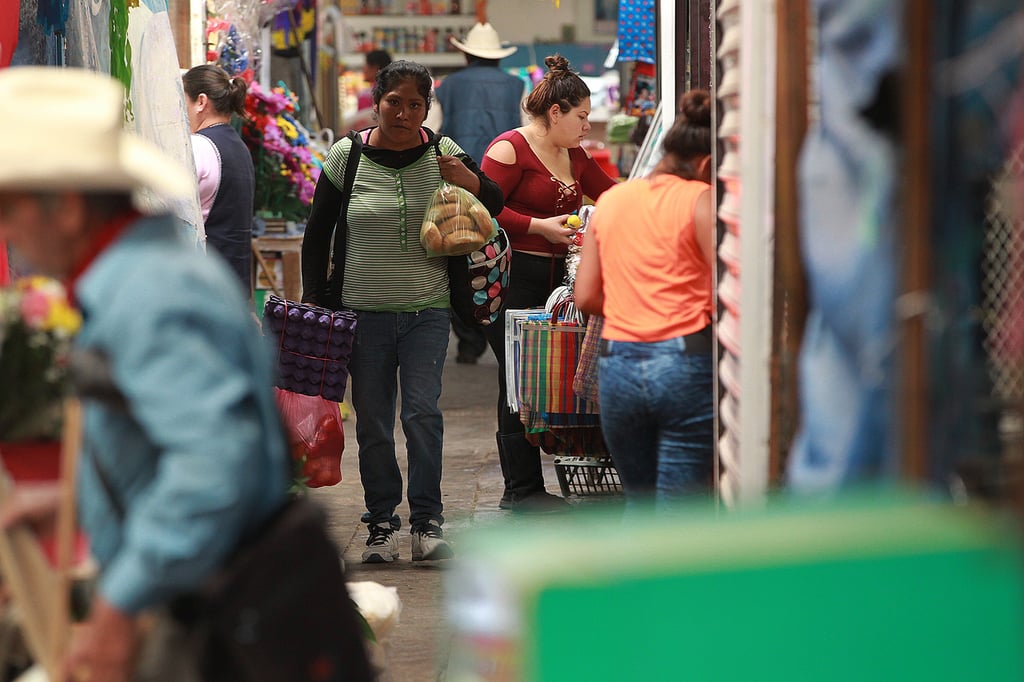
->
[0, 67, 368, 681]
[574, 90, 716, 506]
[301, 60, 503, 563]
[182, 64, 255, 299]
[436, 21, 525, 365]
[480, 54, 617, 512]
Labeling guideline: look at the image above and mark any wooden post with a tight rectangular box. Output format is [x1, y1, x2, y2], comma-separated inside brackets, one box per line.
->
[0, 474, 61, 680]
[901, 0, 931, 481]
[167, 0, 192, 68]
[51, 399, 81, 665]
[682, 0, 712, 94]
[769, 0, 809, 484]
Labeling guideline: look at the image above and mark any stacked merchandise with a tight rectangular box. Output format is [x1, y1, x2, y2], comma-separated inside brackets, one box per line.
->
[262, 295, 357, 402]
[262, 295, 357, 487]
[505, 207, 621, 498]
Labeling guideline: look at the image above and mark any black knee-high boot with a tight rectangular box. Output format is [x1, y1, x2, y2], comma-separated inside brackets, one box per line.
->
[495, 431, 512, 507]
[496, 431, 567, 511]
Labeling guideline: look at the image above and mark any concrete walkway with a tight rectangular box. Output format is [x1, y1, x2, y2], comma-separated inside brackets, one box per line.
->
[309, 336, 560, 681]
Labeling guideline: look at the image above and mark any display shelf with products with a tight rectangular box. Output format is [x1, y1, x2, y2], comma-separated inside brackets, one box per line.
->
[339, 0, 468, 14]
[340, 12, 477, 69]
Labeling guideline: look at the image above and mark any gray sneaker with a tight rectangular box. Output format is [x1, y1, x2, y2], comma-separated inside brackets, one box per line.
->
[362, 523, 399, 563]
[411, 523, 453, 561]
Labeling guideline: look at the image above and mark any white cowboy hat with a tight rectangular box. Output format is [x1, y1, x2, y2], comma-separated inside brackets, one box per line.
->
[450, 23, 518, 60]
[0, 67, 194, 200]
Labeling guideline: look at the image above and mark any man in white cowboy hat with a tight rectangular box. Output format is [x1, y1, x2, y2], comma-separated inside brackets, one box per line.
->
[436, 22, 524, 167]
[435, 21, 525, 364]
[0, 67, 299, 681]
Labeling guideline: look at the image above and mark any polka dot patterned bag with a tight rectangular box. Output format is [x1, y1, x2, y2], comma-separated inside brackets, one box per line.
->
[448, 225, 511, 326]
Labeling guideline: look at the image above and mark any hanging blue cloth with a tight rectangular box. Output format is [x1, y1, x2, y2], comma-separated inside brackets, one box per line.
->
[786, 0, 902, 492]
[617, 0, 655, 64]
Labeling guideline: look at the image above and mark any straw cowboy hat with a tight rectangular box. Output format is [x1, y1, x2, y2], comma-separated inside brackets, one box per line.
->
[0, 67, 193, 200]
[450, 23, 518, 60]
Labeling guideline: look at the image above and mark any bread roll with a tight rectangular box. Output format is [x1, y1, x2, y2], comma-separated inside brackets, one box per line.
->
[442, 229, 486, 255]
[437, 214, 475, 237]
[435, 186, 463, 204]
[426, 201, 462, 224]
[467, 203, 495, 238]
[422, 222, 444, 254]
[446, 231, 483, 247]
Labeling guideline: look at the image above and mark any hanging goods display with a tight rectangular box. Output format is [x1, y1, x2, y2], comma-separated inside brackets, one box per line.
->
[507, 305, 607, 458]
[262, 295, 357, 403]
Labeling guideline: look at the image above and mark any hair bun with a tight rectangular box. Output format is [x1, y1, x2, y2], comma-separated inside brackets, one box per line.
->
[544, 54, 571, 74]
[681, 89, 711, 127]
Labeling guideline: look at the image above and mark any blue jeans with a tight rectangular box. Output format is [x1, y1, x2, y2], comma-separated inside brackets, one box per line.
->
[597, 337, 714, 506]
[349, 308, 450, 531]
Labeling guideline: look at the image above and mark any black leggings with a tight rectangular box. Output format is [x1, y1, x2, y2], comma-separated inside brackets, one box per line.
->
[484, 251, 567, 435]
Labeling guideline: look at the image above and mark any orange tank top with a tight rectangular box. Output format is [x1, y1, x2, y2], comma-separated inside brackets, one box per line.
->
[589, 174, 712, 342]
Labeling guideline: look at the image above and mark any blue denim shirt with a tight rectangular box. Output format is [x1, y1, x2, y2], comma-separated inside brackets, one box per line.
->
[73, 214, 289, 614]
[436, 65, 524, 165]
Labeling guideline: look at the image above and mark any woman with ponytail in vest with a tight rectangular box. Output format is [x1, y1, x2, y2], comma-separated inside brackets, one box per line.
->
[183, 65, 255, 298]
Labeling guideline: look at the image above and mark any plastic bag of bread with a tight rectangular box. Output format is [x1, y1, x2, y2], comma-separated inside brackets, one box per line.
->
[420, 181, 498, 257]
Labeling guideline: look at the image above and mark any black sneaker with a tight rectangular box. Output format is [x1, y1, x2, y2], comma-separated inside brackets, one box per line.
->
[362, 523, 399, 563]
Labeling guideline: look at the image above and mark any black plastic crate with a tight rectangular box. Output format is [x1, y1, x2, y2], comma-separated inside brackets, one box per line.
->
[554, 456, 622, 497]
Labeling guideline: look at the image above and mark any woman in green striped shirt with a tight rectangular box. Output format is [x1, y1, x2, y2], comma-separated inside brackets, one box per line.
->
[301, 60, 503, 564]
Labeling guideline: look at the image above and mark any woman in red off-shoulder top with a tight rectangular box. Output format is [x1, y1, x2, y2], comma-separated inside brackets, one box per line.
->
[480, 54, 617, 513]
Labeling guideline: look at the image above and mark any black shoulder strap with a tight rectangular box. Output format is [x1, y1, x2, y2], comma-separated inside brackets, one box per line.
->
[341, 130, 364, 211]
[328, 130, 364, 305]
[428, 129, 443, 158]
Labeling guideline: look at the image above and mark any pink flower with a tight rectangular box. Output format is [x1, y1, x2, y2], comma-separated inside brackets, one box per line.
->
[19, 289, 50, 329]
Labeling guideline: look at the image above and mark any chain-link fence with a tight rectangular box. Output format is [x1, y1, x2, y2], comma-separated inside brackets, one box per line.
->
[982, 142, 1024, 459]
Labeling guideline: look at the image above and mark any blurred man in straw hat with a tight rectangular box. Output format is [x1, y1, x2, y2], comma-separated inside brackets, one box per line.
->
[0, 67, 306, 681]
[435, 22, 525, 364]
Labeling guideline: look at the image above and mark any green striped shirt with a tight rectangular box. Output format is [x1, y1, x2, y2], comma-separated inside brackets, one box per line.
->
[321, 136, 466, 312]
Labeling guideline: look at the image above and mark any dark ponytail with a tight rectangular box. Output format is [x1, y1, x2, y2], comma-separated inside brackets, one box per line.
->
[182, 64, 247, 117]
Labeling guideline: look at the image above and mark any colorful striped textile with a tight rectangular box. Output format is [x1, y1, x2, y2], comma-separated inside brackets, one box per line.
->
[519, 321, 598, 416]
[573, 315, 604, 405]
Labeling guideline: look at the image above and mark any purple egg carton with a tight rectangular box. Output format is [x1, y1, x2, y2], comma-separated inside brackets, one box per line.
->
[262, 295, 357, 402]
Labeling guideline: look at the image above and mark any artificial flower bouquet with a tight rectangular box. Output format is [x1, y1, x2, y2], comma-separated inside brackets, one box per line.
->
[240, 80, 324, 222]
[0, 277, 81, 441]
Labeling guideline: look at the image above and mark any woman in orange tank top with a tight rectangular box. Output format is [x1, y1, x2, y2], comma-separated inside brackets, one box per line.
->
[575, 90, 716, 506]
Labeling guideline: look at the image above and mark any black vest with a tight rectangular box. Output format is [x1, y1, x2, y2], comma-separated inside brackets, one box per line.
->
[197, 124, 255, 295]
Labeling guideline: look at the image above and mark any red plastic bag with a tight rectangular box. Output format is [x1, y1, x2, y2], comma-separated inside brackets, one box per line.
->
[275, 388, 344, 487]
